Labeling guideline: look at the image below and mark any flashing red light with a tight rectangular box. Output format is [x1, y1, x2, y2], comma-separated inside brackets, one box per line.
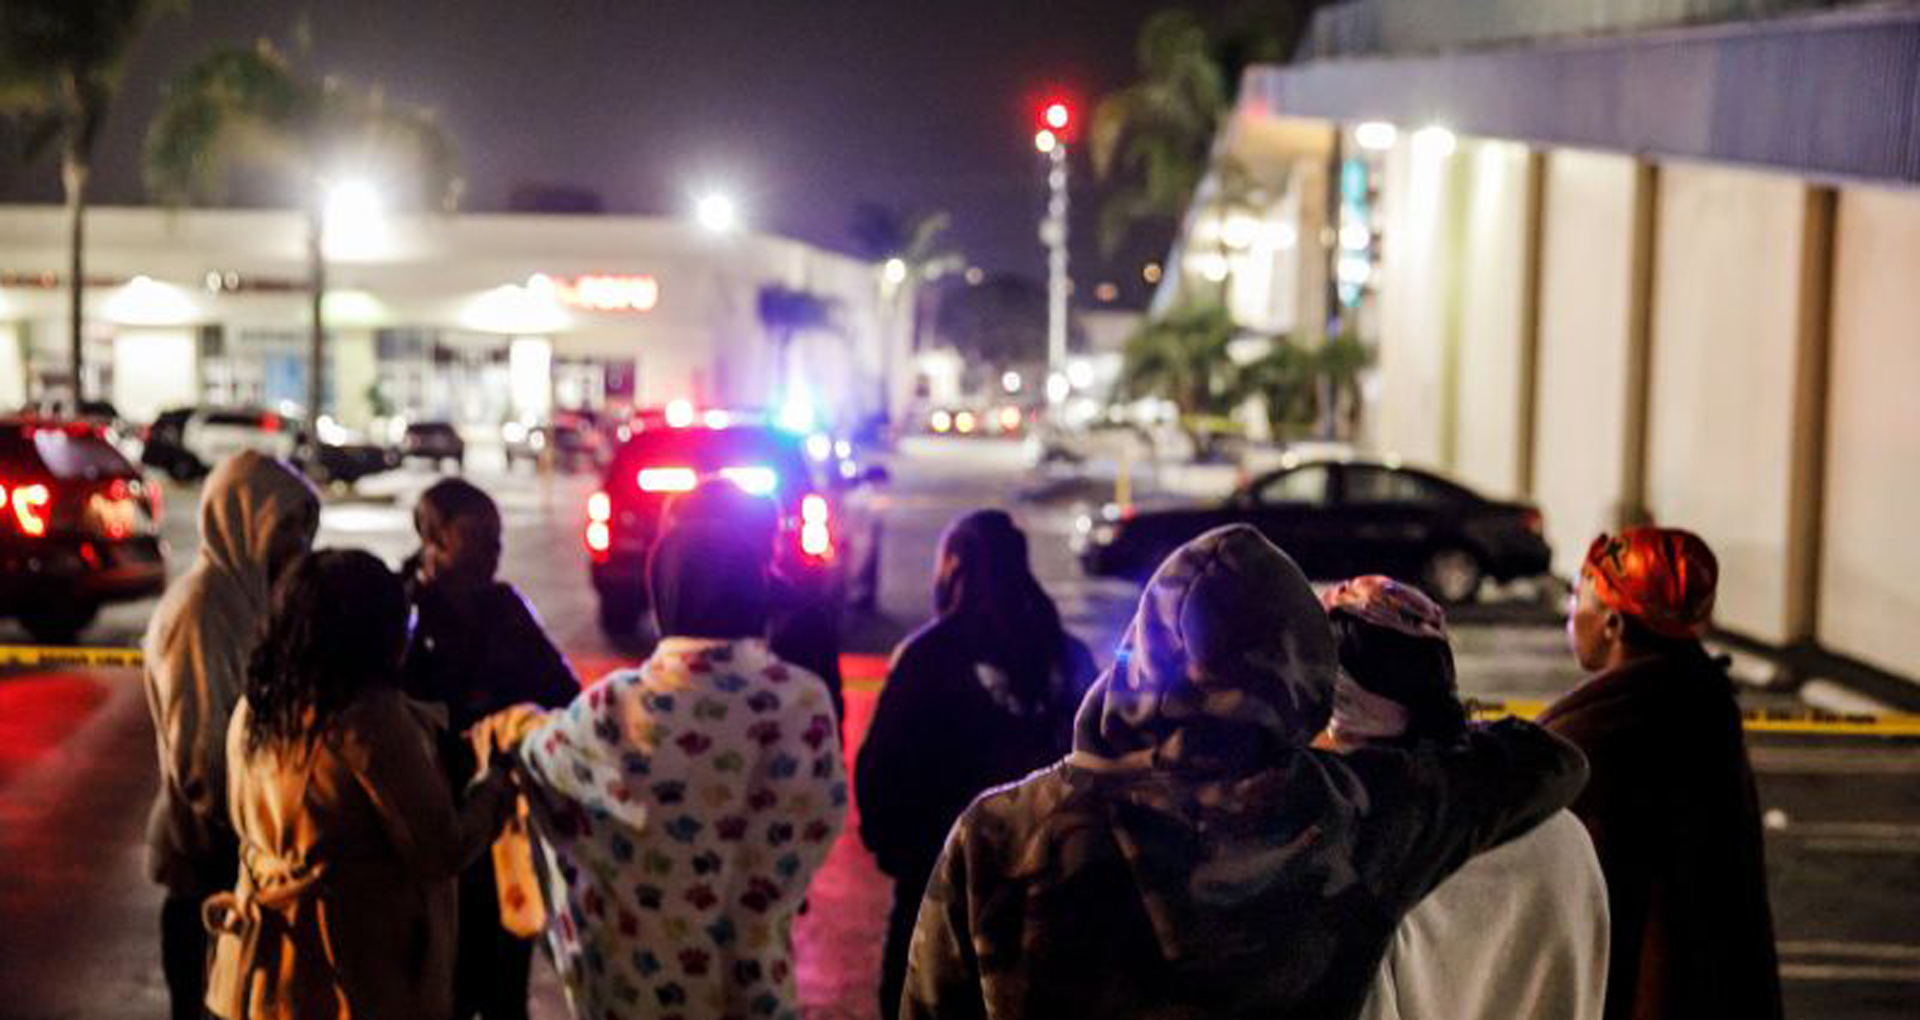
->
[1043, 101, 1071, 131]
[664, 400, 695, 429]
[585, 520, 611, 555]
[587, 491, 612, 522]
[637, 467, 698, 493]
[12, 482, 50, 537]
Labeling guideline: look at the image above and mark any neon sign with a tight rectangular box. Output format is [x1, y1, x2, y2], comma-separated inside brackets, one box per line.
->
[531, 273, 659, 313]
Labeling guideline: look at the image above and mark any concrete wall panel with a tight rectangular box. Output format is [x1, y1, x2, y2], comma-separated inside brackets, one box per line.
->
[1372, 141, 1453, 468]
[1452, 141, 1532, 499]
[1533, 150, 1640, 578]
[1646, 163, 1806, 643]
[1819, 185, 1920, 677]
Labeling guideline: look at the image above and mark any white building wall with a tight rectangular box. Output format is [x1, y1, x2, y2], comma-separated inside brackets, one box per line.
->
[1451, 141, 1532, 499]
[1645, 163, 1807, 644]
[1371, 139, 1455, 468]
[1533, 150, 1641, 578]
[1819, 185, 1920, 678]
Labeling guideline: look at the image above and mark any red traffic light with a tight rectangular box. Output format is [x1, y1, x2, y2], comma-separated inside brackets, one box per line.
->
[1042, 101, 1072, 131]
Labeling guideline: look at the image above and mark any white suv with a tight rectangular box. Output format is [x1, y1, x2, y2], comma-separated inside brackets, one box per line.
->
[142, 407, 301, 480]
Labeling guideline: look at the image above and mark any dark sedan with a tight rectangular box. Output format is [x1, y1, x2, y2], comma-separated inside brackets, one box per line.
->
[1074, 457, 1550, 603]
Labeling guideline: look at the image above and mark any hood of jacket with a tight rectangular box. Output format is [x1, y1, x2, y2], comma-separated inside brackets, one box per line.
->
[1064, 525, 1364, 963]
[197, 451, 321, 608]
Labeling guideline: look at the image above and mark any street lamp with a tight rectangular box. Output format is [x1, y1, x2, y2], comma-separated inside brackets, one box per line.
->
[1033, 96, 1075, 413]
[695, 192, 738, 233]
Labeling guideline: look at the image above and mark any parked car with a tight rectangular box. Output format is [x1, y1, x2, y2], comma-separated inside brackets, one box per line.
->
[585, 412, 884, 636]
[140, 406, 300, 481]
[295, 423, 401, 486]
[399, 421, 466, 471]
[504, 418, 604, 473]
[0, 417, 166, 642]
[1073, 456, 1550, 603]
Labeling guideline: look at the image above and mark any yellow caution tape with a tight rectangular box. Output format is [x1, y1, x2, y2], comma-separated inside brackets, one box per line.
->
[6, 644, 1918, 736]
[1468, 698, 1920, 738]
[0, 643, 145, 670]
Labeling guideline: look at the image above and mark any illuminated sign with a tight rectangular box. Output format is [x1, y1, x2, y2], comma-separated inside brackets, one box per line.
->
[530, 273, 659, 313]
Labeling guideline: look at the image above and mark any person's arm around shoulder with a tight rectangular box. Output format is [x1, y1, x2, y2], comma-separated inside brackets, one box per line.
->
[339, 689, 513, 879]
[899, 808, 990, 1020]
[1349, 718, 1588, 903]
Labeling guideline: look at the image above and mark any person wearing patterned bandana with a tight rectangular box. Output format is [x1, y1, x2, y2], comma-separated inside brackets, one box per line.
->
[1324, 575, 1610, 1020]
[1542, 527, 1783, 1020]
[901, 525, 1588, 1020]
[479, 517, 846, 1020]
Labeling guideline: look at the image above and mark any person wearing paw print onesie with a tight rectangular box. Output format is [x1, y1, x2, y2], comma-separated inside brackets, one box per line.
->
[478, 518, 847, 1020]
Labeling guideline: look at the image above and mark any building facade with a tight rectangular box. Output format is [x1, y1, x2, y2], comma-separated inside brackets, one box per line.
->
[1159, 0, 1920, 681]
[0, 206, 896, 434]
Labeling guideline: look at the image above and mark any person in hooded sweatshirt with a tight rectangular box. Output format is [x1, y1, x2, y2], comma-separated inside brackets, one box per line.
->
[856, 509, 1098, 1019]
[1540, 528, 1782, 1020]
[1321, 576, 1609, 1020]
[477, 518, 847, 1020]
[142, 451, 320, 1020]
[400, 478, 578, 1020]
[901, 525, 1588, 1020]
[204, 549, 516, 1020]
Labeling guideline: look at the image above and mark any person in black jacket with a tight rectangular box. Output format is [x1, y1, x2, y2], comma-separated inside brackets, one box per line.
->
[401, 478, 578, 1020]
[856, 509, 1097, 1020]
[1541, 528, 1782, 1020]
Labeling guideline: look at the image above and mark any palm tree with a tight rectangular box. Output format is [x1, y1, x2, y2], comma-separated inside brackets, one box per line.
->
[0, 0, 178, 403]
[1089, 9, 1229, 257]
[849, 204, 963, 416]
[755, 284, 839, 396]
[144, 37, 459, 420]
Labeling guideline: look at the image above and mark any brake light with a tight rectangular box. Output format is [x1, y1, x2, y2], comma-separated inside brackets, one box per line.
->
[259, 412, 281, 433]
[799, 493, 831, 559]
[587, 491, 612, 522]
[638, 467, 698, 493]
[11, 482, 50, 537]
[997, 406, 1022, 432]
[719, 466, 777, 495]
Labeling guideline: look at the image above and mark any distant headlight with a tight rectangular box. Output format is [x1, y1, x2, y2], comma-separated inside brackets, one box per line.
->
[1091, 523, 1119, 545]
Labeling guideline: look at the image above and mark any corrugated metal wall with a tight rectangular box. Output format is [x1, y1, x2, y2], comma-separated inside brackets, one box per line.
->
[1260, 5, 1920, 186]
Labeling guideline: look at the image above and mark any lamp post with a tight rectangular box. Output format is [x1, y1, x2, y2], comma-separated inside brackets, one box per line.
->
[1035, 100, 1073, 410]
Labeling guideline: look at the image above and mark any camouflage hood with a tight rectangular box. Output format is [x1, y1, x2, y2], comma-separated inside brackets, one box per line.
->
[1065, 524, 1364, 963]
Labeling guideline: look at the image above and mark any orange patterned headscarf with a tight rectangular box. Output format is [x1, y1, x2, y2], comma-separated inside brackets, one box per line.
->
[1582, 527, 1719, 638]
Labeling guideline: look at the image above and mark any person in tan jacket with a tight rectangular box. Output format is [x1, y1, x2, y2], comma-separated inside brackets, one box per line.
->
[204, 549, 514, 1020]
[143, 452, 319, 1020]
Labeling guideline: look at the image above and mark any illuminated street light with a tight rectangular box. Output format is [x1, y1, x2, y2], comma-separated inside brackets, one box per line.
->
[882, 257, 908, 285]
[1355, 121, 1398, 152]
[695, 192, 738, 233]
[1411, 125, 1458, 160]
[324, 179, 383, 233]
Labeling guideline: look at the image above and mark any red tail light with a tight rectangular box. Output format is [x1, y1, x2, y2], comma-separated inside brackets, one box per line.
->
[10, 482, 50, 537]
[1521, 508, 1543, 535]
[799, 493, 832, 560]
[585, 490, 612, 557]
[259, 412, 282, 433]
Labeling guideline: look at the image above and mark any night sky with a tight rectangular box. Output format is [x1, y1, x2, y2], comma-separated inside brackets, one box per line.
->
[0, 0, 1234, 304]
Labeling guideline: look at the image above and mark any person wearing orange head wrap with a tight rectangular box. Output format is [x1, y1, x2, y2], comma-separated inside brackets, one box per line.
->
[1541, 527, 1783, 1020]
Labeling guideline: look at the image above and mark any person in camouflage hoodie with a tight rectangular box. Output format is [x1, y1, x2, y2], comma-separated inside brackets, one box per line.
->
[901, 525, 1587, 1020]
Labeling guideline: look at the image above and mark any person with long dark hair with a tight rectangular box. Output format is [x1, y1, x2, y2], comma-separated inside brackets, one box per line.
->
[203, 550, 515, 1020]
[856, 509, 1097, 1019]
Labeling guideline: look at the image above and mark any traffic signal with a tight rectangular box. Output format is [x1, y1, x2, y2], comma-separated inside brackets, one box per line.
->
[1043, 101, 1071, 132]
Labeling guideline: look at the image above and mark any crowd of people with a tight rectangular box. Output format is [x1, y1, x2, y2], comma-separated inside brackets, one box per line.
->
[139, 450, 1781, 1020]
